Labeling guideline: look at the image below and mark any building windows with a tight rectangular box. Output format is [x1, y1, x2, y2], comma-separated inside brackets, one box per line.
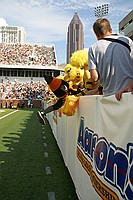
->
[18, 30, 21, 43]
[18, 70, 24, 77]
[11, 69, 17, 77]
[0, 26, 26, 44]
[0, 68, 61, 78]
[119, 10, 133, 40]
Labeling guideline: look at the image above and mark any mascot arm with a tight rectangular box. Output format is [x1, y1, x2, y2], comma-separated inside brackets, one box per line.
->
[68, 81, 77, 91]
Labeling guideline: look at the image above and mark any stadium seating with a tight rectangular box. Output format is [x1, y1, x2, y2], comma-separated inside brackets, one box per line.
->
[0, 43, 57, 66]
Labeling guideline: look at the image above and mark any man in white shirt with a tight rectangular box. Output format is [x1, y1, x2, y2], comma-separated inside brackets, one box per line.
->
[88, 18, 133, 97]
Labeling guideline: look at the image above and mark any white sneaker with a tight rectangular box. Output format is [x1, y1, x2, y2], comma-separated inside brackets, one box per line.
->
[37, 111, 45, 125]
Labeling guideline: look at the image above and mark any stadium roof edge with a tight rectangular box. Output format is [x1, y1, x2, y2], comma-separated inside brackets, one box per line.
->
[0, 64, 64, 71]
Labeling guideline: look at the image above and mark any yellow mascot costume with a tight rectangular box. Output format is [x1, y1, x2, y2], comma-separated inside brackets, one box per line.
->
[69, 49, 102, 93]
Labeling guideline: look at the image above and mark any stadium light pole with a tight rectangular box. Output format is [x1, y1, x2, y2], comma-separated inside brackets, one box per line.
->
[94, 4, 109, 18]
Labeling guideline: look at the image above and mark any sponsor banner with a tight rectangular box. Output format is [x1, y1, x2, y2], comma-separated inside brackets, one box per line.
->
[76, 94, 133, 200]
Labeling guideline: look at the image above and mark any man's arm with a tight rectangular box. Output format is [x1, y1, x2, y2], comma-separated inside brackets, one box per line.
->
[88, 47, 99, 82]
[90, 69, 99, 82]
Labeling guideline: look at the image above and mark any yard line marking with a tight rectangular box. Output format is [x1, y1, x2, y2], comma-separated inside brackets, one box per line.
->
[47, 192, 56, 200]
[0, 110, 18, 120]
[45, 166, 52, 175]
[44, 143, 47, 147]
[44, 152, 48, 157]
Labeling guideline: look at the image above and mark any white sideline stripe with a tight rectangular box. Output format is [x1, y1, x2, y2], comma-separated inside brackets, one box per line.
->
[47, 192, 56, 200]
[0, 110, 18, 120]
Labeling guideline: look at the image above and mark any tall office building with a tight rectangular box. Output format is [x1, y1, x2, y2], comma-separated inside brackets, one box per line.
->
[0, 26, 26, 45]
[119, 10, 133, 40]
[66, 11, 84, 64]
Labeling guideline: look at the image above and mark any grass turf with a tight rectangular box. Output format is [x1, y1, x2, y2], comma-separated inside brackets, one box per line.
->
[0, 108, 78, 200]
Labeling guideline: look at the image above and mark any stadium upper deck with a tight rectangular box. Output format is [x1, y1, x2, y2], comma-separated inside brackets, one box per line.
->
[0, 43, 64, 81]
[0, 43, 57, 66]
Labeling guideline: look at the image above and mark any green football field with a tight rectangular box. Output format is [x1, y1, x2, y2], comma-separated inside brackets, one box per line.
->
[0, 108, 78, 200]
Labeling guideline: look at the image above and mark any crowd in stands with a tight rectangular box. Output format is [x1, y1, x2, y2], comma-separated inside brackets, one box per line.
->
[0, 78, 49, 100]
[0, 43, 57, 66]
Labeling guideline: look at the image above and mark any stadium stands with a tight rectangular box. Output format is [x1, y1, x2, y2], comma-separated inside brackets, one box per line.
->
[0, 78, 49, 108]
[0, 43, 57, 66]
[0, 43, 62, 108]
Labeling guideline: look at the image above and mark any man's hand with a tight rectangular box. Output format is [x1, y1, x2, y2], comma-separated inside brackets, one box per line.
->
[115, 83, 133, 101]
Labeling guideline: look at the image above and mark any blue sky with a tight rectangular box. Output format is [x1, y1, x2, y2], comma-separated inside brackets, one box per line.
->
[0, 0, 132, 64]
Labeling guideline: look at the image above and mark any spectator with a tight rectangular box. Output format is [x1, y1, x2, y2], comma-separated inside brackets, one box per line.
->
[88, 18, 133, 97]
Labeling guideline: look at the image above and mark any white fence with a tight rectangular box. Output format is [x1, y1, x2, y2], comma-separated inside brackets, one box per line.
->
[46, 93, 133, 200]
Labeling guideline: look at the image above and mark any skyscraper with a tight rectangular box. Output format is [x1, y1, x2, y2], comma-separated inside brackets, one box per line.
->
[66, 11, 84, 64]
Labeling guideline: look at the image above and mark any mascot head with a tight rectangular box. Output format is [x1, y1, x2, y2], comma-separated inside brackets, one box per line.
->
[69, 49, 91, 85]
[69, 67, 84, 82]
[64, 64, 73, 75]
[44, 75, 69, 98]
[64, 64, 74, 82]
